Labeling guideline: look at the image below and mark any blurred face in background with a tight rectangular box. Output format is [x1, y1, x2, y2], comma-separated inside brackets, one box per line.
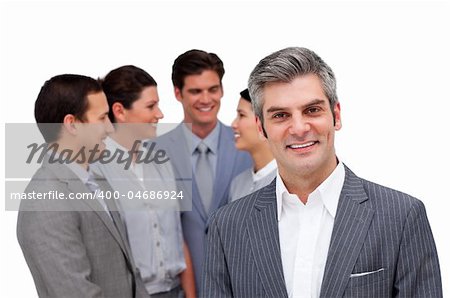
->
[231, 98, 262, 153]
[175, 70, 223, 128]
[75, 91, 114, 160]
[113, 86, 164, 139]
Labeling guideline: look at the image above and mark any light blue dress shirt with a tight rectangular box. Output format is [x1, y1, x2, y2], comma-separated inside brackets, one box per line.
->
[181, 122, 220, 176]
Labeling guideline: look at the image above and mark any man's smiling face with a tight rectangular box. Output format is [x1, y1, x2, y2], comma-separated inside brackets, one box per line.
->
[260, 73, 341, 179]
[175, 70, 223, 128]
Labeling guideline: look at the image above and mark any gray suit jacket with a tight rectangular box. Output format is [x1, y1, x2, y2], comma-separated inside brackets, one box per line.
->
[202, 165, 442, 297]
[17, 157, 148, 298]
[155, 122, 252, 291]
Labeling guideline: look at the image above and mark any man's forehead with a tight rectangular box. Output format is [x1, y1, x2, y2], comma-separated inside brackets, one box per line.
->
[265, 99, 327, 112]
[86, 91, 107, 103]
[261, 76, 328, 107]
[183, 70, 221, 85]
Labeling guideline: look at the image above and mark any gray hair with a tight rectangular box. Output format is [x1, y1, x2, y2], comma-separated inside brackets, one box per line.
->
[248, 47, 338, 122]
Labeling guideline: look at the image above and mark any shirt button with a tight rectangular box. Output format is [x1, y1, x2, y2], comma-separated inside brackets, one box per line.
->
[156, 241, 160, 247]
[160, 261, 164, 267]
[153, 223, 158, 228]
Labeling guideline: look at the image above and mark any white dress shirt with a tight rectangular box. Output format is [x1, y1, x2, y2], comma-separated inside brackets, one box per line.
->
[277, 161, 345, 297]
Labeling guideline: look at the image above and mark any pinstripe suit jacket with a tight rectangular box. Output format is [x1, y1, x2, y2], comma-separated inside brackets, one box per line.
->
[202, 165, 442, 297]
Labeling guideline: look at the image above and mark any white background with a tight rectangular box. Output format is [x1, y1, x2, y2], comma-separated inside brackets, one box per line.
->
[1, 0, 449, 296]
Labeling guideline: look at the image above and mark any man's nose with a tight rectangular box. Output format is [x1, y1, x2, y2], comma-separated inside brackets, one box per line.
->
[105, 118, 114, 134]
[288, 114, 311, 136]
[199, 91, 212, 103]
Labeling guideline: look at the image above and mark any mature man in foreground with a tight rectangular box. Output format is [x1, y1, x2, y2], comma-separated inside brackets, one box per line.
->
[202, 47, 442, 297]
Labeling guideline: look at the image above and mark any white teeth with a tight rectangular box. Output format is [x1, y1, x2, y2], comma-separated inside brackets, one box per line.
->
[289, 142, 315, 149]
[234, 134, 240, 138]
[199, 107, 212, 112]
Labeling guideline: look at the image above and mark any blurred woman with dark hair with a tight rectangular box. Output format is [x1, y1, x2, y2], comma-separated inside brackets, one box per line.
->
[229, 88, 277, 202]
[93, 65, 196, 298]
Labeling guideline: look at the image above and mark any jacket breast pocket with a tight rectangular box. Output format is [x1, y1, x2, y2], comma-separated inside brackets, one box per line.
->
[348, 268, 388, 287]
[343, 267, 390, 297]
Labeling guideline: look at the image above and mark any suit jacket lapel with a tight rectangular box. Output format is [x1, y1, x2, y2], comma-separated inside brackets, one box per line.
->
[320, 166, 375, 297]
[247, 180, 288, 297]
[43, 159, 132, 262]
[66, 175, 132, 259]
[210, 123, 236, 212]
[90, 176, 138, 294]
[166, 125, 207, 220]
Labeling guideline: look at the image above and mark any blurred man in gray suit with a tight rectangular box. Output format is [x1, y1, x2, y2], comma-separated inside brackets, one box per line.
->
[156, 49, 252, 293]
[203, 47, 442, 297]
[17, 74, 148, 297]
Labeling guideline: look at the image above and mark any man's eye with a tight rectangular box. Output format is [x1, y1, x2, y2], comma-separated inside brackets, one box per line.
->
[272, 113, 288, 119]
[306, 107, 321, 114]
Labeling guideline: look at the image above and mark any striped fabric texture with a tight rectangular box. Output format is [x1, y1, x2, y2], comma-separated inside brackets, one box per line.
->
[202, 165, 442, 297]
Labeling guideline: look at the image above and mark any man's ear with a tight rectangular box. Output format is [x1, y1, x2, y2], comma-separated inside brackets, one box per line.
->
[62, 114, 78, 135]
[112, 102, 125, 123]
[333, 102, 342, 131]
[256, 116, 268, 139]
[174, 87, 183, 102]
[219, 84, 224, 98]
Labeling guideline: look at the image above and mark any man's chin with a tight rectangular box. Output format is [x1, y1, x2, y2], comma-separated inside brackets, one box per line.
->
[195, 116, 218, 126]
[92, 142, 106, 158]
[281, 157, 316, 173]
